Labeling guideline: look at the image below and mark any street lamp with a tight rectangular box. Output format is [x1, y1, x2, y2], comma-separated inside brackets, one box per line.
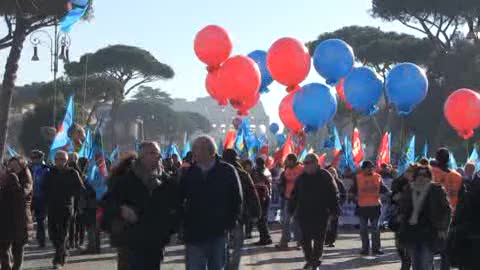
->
[29, 22, 71, 127]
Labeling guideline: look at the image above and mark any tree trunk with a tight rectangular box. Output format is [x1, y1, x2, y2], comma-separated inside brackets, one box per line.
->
[0, 17, 29, 162]
[110, 95, 121, 149]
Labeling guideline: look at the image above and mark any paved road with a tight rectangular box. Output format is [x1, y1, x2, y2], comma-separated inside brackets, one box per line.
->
[22, 227, 438, 270]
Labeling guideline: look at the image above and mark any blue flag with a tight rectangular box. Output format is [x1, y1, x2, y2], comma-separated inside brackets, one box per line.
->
[166, 144, 180, 158]
[398, 135, 415, 175]
[234, 127, 245, 153]
[449, 151, 458, 170]
[339, 136, 355, 173]
[468, 148, 478, 164]
[86, 129, 108, 201]
[60, 1, 89, 32]
[299, 148, 308, 162]
[109, 146, 120, 164]
[422, 141, 428, 158]
[49, 96, 75, 160]
[6, 144, 18, 158]
[324, 124, 342, 150]
[181, 142, 191, 159]
[78, 128, 92, 159]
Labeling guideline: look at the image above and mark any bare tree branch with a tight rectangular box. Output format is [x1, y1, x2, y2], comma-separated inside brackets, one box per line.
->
[398, 19, 428, 34]
[125, 78, 153, 96]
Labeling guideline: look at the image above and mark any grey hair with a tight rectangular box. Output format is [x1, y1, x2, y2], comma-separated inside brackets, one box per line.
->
[193, 135, 217, 155]
[55, 150, 69, 159]
[138, 141, 161, 157]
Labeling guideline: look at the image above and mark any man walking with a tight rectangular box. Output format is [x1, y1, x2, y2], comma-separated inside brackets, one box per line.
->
[180, 136, 243, 270]
[43, 151, 85, 269]
[102, 141, 180, 270]
[29, 150, 50, 248]
[289, 154, 339, 270]
[350, 160, 389, 256]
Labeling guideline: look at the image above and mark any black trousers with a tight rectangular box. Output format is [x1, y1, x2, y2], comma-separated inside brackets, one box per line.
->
[300, 219, 328, 266]
[0, 240, 24, 270]
[257, 197, 271, 241]
[48, 211, 72, 266]
[325, 215, 339, 245]
[395, 234, 411, 270]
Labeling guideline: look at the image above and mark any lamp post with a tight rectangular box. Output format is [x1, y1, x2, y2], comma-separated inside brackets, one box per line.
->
[30, 22, 71, 127]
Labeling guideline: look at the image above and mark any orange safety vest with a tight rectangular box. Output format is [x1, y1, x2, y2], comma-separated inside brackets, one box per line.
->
[432, 167, 463, 212]
[356, 172, 382, 207]
[284, 164, 304, 199]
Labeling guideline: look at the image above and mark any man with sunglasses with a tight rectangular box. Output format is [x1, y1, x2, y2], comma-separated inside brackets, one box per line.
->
[43, 150, 85, 269]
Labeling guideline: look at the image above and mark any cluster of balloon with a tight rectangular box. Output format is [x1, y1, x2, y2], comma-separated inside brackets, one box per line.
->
[386, 63, 428, 115]
[335, 79, 352, 109]
[195, 25, 262, 115]
[293, 83, 337, 131]
[269, 123, 280, 135]
[444, 88, 480, 139]
[313, 39, 355, 86]
[248, 50, 273, 94]
[279, 90, 304, 134]
[267, 37, 311, 92]
[343, 67, 383, 115]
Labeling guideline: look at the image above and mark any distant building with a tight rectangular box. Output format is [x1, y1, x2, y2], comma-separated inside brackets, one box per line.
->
[170, 96, 270, 141]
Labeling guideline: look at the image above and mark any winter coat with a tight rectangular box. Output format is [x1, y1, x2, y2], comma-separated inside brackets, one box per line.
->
[16, 169, 33, 231]
[398, 183, 451, 252]
[43, 167, 85, 216]
[289, 169, 339, 236]
[102, 169, 180, 253]
[179, 159, 243, 243]
[232, 162, 261, 223]
[252, 168, 272, 202]
[447, 181, 480, 268]
[0, 173, 28, 243]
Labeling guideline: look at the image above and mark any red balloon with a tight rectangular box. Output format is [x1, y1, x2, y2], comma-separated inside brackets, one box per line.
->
[231, 91, 260, 116]
[194, 25, 233, 68]
[444, 88, 480, 139]
[279, 91, 303, 134]
[217, 55, 261, 104]
[336, 78, 352, 109]
[205, 70, 228, 106]
[267, 37, 311, 91]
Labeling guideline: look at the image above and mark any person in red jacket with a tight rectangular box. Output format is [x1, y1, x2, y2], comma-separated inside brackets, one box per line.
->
[277, 154, 304, 249]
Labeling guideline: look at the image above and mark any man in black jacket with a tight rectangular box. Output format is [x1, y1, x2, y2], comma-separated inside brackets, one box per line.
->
[103, 141, 179, 270]
[180, 136, 243, 270]
[289, 154, 339, 270]
[43, 150, 85, 269]
[222, 149, 261, 270]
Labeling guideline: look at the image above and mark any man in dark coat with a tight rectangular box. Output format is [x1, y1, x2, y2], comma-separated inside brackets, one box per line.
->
[180, 135, 243, 270]
[0, 172, 28, 270]
[29, 150, 50, 248]
[289, 154, 339, 270]
[222, 149, 261, 270]
[102, 141, 180, 270]
[43, 150, 85, 269]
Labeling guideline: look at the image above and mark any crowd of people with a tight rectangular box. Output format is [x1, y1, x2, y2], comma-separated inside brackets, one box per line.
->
[0, 135, 479, 270]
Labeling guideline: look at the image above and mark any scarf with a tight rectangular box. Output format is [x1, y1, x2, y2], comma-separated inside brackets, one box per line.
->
[408, 181, 432, 225]
[132, 160, 163, 193]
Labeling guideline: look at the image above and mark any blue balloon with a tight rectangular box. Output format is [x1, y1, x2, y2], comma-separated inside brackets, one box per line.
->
[245, 134, 258, 150]
[344, 67, 383, 115]
[293, 83, 337, 129]
[386, 63, 428, 115]
[269, 123, 279, 134]
[248, 50, 273, 90]
[313, 39, 354, 86]
[276, 134, 286, 147]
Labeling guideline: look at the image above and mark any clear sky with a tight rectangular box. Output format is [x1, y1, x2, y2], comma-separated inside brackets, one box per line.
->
[0, 0, 417, 127]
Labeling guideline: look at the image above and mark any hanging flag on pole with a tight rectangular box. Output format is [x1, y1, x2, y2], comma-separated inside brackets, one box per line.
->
[339, 136, 355, 173]
[181, 142, 191, 159]
[79, 128, 92, 159]
[109, 146, 120, 164]
[166, 144, 181, 158]
[449, 151, 458, 170]
[223, 130, 236, 150]
[86, 129, 108, 200]
[49, 96, 75, 160]
[422, 141, 428, 159]
[352, 128, 364, 167]
[6, 144, 18, 158]
[377, 132, 391, 168]
[468, 147, 478, 163]
[397, 135, 416, 175]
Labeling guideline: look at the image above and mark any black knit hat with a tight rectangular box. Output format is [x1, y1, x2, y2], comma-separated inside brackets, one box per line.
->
[361, 160, 375, 170]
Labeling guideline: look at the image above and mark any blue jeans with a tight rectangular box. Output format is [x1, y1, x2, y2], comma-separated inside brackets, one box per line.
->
[128, 250, 162, 270]
[359, 215, 380, 252]
[408, 242, 434, 270]
[186, 236, 227, 270]
[280, 200, 301, 245]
